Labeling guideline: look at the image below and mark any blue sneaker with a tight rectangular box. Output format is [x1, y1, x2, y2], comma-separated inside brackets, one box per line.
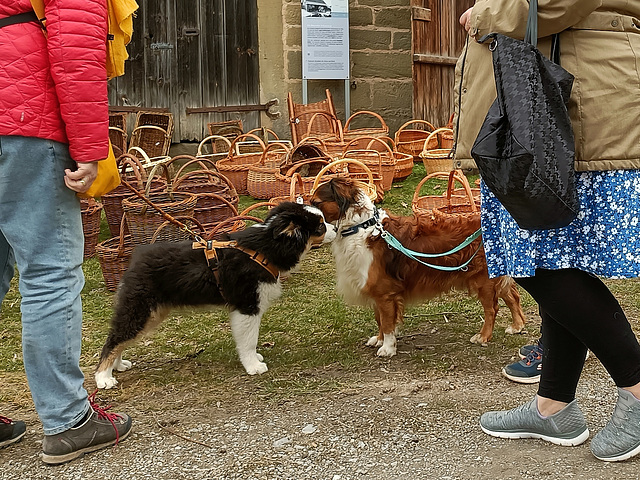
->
[518, 340, 542, 359]
[503, 342, 543, 384]
[0, 415, 26, 449]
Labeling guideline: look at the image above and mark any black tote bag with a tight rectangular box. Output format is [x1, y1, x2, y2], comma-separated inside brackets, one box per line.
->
[470, 0, 578, 230]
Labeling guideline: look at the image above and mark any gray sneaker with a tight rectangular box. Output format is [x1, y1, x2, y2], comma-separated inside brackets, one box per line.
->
[590, 388, 640, 462]
[480, 396, 589, 446]
[41, 395, 132, 465]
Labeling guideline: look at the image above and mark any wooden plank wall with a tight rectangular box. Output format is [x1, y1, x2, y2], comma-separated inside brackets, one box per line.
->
[108, 0, 260, 143]
[411, 0, 473, 127]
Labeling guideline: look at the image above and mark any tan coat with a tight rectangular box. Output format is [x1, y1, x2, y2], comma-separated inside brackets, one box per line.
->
[453, 0, 640, 172]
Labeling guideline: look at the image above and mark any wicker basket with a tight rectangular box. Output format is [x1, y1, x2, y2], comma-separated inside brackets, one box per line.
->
[150, 216, 206, 244]
[171, 158, 239, 226]
[129, 111, 174, 158]
[247, 142, 291, 199]
[342, 137, 397, 191]
[207, 120, 243, 153]
[412, 170, 477, 217]
[419, 128, 455, 174]
[304, 113, 347, 158]
[127, 146, 173, 177]
[274, 158, 331, 198]
[394, 119, 436, 161]
[216, 133, 267, 195]
[122, 163, 197, 246]
[269, 173, 312, 206]
[81, 198, 103, 259]
[95, 218, 134, 292]
[311, 159, 379, 203]
[342, 110, 389, 141]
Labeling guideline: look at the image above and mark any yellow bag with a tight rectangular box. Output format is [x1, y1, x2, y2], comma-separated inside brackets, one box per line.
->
[78, 142, 121, 199]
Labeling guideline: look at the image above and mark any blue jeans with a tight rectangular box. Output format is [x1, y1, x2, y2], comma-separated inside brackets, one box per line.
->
[0, 136, 90, 435]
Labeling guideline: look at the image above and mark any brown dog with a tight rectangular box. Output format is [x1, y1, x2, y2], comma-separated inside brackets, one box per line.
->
[310, 177, 526, 355]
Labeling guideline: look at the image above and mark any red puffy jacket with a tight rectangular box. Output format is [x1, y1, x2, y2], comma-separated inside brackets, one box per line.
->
[0, 0, 108, 163]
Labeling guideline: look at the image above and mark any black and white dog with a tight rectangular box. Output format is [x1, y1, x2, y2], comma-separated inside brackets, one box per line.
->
[95, 202, 335, 389]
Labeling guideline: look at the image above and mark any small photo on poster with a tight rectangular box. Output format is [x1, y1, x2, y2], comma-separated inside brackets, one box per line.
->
[301, 0, 332, 18]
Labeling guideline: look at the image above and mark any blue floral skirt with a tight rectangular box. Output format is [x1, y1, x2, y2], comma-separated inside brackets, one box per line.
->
[480, 170, 640, 279]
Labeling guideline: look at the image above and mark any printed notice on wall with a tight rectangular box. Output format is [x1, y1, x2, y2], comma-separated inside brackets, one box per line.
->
[301, 0, 350, 80]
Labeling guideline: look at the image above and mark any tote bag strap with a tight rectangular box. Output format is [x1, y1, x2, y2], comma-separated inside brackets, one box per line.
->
[525, 0, 562, 64]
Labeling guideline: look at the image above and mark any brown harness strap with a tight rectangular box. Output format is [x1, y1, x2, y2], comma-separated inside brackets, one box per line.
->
[192, 240, 280, 284]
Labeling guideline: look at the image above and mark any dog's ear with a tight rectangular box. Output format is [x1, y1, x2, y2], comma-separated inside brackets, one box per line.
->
[329, 179, 356, 218]
[269, 213, 303, 239]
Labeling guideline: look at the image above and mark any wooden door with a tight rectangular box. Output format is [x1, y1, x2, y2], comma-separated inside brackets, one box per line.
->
[411, 0, 473, 127]
[108, 0, 259, 142]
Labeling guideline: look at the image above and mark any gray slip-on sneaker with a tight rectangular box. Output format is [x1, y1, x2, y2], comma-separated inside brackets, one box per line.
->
[591, 388, 640, 462]
[480, 396, 589, 446]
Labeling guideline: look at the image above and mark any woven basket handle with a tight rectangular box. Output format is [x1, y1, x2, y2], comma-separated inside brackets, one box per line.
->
[172, 169, 228, 191]
[289, 172, 305, 200]
[395, 119, 436, 135]
[412, 171, 455, 206]
[305, 112, 342, 141]
[229, 133, 267, 158]
[341, 149, 383, 171]
[284, 158, 330, 177]
[116, 216, 128, 254]
[246, 127, 279, 143]
[197, 135, 232, 156]
[342, 135, 393, 156]
[173, 157, 219, 181]
[145, 161, 173, 196]
[343, 110, 389, 133]
[311, 158, 375, 195]
[206, 215, 264, 239]
[368, 136, 397, 152]
[260, 141, 291, 166]
[422, 128, 454, 152]
[240, 202, 279, 216]
[150, 216, 205, 244]
[117, 153, 147, 191]
[445, 170, 477, 212]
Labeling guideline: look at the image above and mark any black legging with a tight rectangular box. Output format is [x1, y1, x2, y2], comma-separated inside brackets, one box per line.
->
[516, 268, 640, 403]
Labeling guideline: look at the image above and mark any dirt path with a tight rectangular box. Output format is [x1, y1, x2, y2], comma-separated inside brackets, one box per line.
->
[2, 354, 639, 480]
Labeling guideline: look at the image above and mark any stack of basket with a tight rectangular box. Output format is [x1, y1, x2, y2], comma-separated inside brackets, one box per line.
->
[216, 133, 268, 195]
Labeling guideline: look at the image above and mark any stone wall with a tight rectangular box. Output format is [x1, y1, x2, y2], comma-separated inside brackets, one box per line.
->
[258, 0, 412, 140]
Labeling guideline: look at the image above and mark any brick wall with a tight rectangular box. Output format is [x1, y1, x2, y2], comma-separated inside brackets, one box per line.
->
[259, 0, 412, 140]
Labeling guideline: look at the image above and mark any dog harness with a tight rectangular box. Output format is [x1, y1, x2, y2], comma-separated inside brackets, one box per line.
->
[192, 240, 280, 299]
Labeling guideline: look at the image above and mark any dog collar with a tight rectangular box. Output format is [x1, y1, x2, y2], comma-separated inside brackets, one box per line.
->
[192, 240, 280, 279]
[341, 208, 380, 237]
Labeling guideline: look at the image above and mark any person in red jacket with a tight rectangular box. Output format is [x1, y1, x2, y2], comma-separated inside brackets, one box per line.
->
[0, 0, 132, 464]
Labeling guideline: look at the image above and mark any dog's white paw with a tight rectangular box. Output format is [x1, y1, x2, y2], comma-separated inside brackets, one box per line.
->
[504, 325, 523, 335]
[244, 361, 269, 375]
[366, 336, 383, 347]
[95, 371, 118, 390]
[114, 358, 132, 372]
[256, 353, 264, 362]
[470, 333, 489, 347]
[376, 344, 397, 357]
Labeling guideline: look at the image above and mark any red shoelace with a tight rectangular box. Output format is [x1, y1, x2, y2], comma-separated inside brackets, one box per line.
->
[87, 389, 123, 445]
[0, 415, 13, 424]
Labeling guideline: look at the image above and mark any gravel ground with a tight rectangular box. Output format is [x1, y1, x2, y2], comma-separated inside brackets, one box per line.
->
[2, 357, 640, 480]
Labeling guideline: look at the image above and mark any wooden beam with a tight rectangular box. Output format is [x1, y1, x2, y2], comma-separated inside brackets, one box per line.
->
[411, 6, 431, 22]
[413, 53, 459, 65]
[109, 106, 170, 113]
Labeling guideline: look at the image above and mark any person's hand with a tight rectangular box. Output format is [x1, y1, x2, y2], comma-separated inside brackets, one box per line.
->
[64, 161, 99, 194]
[459, 7, 473, 34]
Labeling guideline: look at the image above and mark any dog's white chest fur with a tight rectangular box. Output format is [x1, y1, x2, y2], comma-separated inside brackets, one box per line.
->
[330, 201, 384, 307]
